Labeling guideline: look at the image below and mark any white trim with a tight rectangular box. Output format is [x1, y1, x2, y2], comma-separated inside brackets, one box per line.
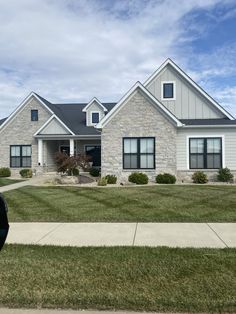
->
[144, 58, 235, 120]
[186, 135, 225, 170]
[161, 81, 176, 101]
[34, 114, 75, 136]
[96, 81, 182, 129]
[183, 125, 236, 128]
[90, 111, 100, 126]
[0, 92, 55, 132]
[70, 139, 75, 156]
[82, 97, 108, 112]
[38, 139, 43, 166]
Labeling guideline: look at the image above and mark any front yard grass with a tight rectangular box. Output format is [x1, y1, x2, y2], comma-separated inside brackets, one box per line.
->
[4, 185, 236, 222]
[0, 245, 235, 312]
[0, 178, 23, 187]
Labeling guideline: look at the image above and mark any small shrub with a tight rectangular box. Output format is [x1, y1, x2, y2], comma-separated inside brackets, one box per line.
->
[192, 171, 208, 184]
[217, 167, 233, 182]
[97, 177, 107, 186]
[89, 167, 100, 177]
[156, 173, 176, 184]
[67, 168, 79, 176]
[128, 172, 148, 185]
[0, 167, 11, 177]
[19, 169, 33, 178]
[105, 174, 117, 184]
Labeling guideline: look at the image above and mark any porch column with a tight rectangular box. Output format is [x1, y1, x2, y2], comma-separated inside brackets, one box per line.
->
[38, 139, 43, 166]
[69, 139, 74, 156]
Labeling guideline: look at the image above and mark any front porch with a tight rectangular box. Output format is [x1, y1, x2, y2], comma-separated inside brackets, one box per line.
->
[36, 138, 101, 172]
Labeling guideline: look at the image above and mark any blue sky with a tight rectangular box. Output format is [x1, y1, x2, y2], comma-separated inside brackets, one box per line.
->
[0, 0, 236, 118]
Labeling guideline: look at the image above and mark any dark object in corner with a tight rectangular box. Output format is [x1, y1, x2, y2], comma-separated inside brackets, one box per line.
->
[0, 193, 9, 250]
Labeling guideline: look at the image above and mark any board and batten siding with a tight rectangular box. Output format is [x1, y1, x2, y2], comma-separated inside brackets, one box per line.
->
[146, 65, 225, 119]
[39, 117, 71, 135]
[176, 128, 236, 171]
[86, 101, 105, 126]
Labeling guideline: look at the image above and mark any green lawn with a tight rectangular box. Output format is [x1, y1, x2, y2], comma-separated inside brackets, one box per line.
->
[0, 245, 235, 312]
[4, 185, 236, 222]
[0, 178, 22, 187]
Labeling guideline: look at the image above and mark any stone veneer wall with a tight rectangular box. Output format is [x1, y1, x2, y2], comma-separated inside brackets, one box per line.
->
[101, 90, 177, 182]
[0, 97, 52, 175]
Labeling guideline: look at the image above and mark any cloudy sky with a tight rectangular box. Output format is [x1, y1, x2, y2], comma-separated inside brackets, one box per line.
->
[0, 0, 236, 118]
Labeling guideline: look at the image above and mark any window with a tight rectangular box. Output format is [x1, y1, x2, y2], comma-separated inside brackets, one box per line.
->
[10, 145, 31, 168]
[91, 112, 99, 124]
[189, 138, 222, 169]
[31, 110, 38, 121]
[162, 81, 175, 100]
[123, 137, 155, 169]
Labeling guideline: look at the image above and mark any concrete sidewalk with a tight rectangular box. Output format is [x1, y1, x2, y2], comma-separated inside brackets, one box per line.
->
[0, 310, 167, 314]
[0, 176, 46, 193]
[6, 222, 236, 248]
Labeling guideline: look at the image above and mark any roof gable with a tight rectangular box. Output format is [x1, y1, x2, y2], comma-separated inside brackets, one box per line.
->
[96, 82, 182, 129]
[34, 115, 75, 136]
[0, 92, 54, 132]
[82, 97, 108, 112]
[144, 58, 234, 120]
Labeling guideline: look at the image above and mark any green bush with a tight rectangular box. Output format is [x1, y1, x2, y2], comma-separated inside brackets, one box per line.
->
[156, 173, 176, 184]
[192, 171, 208, 184]
[67, 168, 79, 176]
[128, 172, 148, 185]
[89, 167, 100, 177]
[0, 167, 11, 177]
[217, 167, 233, 182]
[97, 177, 107, 186]
[19, 169, 33, 178]
[105, 175, 117, 184]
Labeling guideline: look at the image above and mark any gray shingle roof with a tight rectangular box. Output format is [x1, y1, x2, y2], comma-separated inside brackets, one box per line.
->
[0, 118, 7, 126]
[35, 93, 117, 135]
[180, 119, 236, 126]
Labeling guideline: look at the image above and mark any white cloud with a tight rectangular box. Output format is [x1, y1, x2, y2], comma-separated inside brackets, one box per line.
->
[0, 0, 235, 118]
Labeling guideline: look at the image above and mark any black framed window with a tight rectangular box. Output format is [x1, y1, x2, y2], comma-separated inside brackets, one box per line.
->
[10, 145, 31, 168]
[92, 112, 99, 124]
[31, 110, 38, 121]
[123, 137, 155, 169]
[163, 83, 174, 98]
[189, 138, 222, 169]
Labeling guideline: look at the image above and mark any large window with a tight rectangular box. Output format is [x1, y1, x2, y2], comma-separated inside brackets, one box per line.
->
[123, 137, 155, 169]
[189, 138, 222, 169]
[10, 145, 31, 168]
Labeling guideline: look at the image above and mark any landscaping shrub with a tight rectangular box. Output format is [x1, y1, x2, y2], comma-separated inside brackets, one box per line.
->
[97, 177, 107, 186]
[128, 172, 148, 185]
[217, 167, 233, 182]
[19, 169, 33, 178]
[105, 175, 117, 184]
[67, 168, 79, 176]
[0, 167, 11, 177]
[192, 171, 208, 184]
[156, 173, 176, 184]
[89, 167, 100, 177]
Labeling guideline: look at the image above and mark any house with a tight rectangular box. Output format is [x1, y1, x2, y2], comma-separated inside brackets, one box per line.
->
[0, 58, 236, 182]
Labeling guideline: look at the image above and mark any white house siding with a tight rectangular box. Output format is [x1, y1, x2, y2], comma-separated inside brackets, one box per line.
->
[146, 65, 225, 119]
[86, 101, 105, 126]
[0, 96, 52, 174]
[177, 127, 236, 181]
[101, 89, 177, 182]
